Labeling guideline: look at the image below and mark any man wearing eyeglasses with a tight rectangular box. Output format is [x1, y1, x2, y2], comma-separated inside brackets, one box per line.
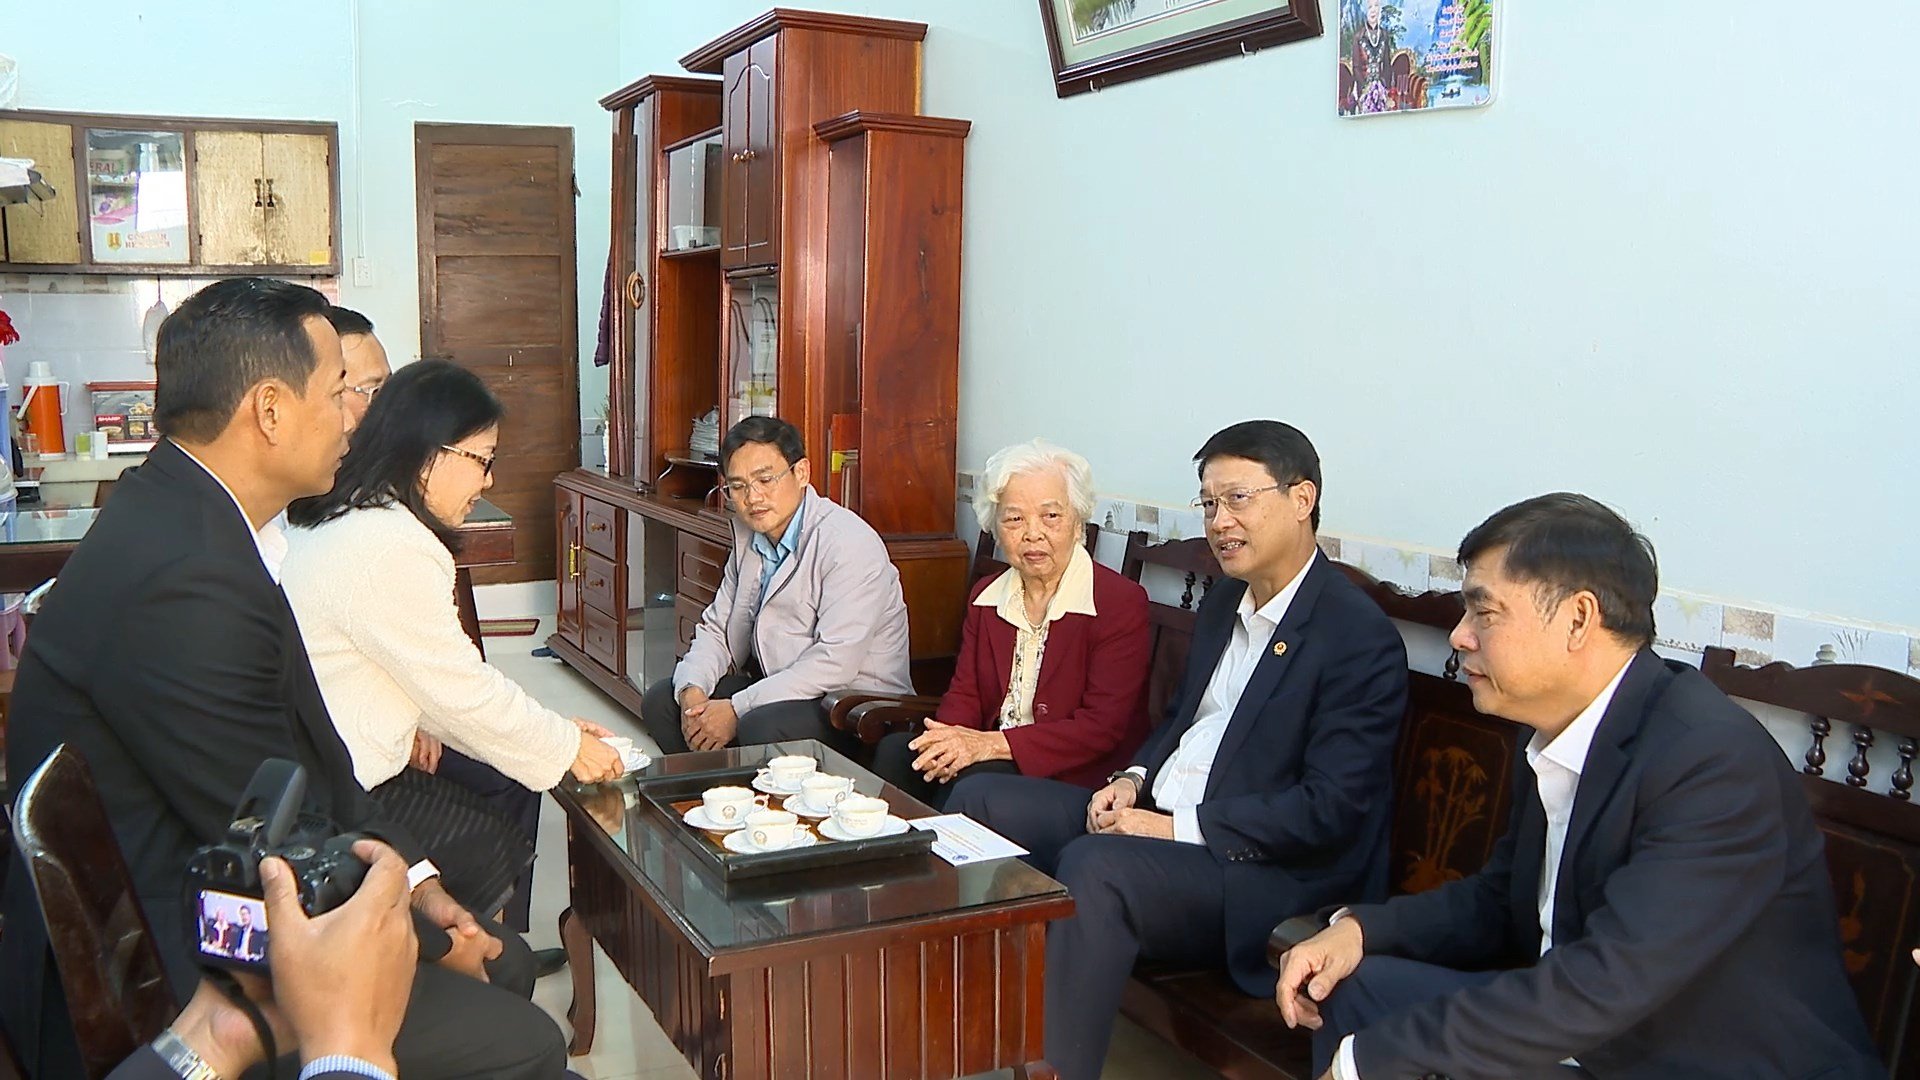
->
[948, 419, 1409, 1080]
[638, 416, 914, 755]
[326, 305, 391, 424]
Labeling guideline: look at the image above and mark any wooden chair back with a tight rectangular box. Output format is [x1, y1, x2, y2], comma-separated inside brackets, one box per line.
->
[967, 521, 1102, 586]
[1120, 532, 1220, 725]
[12, 746, 178, 1079]
[1702, 646, 1920, 1075]
[1330, 561, 1523, 895]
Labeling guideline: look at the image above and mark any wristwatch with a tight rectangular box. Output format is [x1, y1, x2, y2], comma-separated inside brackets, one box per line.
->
[152, 1028, 223, 1080]
[1106, 769, 1143, 791]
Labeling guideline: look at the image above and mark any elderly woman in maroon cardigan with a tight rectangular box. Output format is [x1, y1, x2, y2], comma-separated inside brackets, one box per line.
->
[871, 440, 1153, 808]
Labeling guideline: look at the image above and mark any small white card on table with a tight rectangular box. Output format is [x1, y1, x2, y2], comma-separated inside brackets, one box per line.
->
[910, 814, 1028, 866]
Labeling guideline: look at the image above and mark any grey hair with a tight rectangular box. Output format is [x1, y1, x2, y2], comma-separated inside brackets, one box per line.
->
[973, 439, 1097, 534]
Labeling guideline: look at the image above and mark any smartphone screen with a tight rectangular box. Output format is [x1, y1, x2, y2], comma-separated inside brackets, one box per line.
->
[194, 888, 269, 968]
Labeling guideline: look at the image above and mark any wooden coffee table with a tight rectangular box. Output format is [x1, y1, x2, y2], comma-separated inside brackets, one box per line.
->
[554, 739, 1074, 1080]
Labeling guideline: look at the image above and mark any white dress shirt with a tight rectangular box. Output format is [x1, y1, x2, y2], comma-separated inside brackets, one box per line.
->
[172, 441, 288, 583]
[1126, 552, 1315, 845]
[1332, 656, 1635, 1079]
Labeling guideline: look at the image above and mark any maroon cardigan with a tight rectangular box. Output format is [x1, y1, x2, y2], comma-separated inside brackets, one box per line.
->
[935, 560, 1153, 788]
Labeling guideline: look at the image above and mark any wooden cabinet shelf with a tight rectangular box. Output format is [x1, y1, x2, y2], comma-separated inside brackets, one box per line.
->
[0, 109, 338, 275]
[556, 8, 970, 699]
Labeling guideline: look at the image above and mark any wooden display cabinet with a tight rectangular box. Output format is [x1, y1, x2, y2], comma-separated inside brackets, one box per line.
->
[552, 9, 973, 712]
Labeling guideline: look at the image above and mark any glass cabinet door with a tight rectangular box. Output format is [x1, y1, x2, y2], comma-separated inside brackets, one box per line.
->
[724, 272, 779, 430]
[663, 133, 722, 252]
[628, 108, 652, 480]
[85, 129, 189, 264]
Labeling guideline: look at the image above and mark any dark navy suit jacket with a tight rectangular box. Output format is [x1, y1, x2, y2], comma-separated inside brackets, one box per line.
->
[1347, 652, 1881, 1078]
[1135, 552, 1408, 994]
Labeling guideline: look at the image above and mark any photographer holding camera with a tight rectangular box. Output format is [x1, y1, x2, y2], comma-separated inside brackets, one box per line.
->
[0, 279, 565, 1078]
[114, 839, 416, 1080]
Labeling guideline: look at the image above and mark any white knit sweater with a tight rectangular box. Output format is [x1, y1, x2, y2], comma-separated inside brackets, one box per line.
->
[281, 502, 579, 791]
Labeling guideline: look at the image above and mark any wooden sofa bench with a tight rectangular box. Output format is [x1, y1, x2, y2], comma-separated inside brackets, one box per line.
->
[834, 532, 1920, 1076]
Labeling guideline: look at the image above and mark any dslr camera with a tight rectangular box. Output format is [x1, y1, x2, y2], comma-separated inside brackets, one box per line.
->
[184, 759, 370, 970]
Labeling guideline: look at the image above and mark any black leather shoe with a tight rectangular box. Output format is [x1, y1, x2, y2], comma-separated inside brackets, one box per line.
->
[534, 947, 568, 979]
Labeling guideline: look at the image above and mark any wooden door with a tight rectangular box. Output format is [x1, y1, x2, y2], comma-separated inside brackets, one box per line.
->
[0, 120, 82, 264]
[624, 105, 652, 480]
[741, 36, 780, 267]
[261, 133, 332, 268]
[193, 131, 266, 265]
[416, 123, 579, 585]
[555, 487, 584, 649]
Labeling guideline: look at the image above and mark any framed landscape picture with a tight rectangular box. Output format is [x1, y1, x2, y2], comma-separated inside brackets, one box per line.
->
[1037, 0, 1324, 98]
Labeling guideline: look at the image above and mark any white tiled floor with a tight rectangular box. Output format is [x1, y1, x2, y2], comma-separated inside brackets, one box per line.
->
[491, 622, 1219, 1079]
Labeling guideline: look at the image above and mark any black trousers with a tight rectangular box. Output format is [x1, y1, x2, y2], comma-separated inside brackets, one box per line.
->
[1313, 956, 1595, 1079]
[434, 749, 542, 933]
[386, 914, 566, 1080]
[870, 729, 1021, 810]
[946, 773, 1227, 1080]
[640, 673, 850, 756]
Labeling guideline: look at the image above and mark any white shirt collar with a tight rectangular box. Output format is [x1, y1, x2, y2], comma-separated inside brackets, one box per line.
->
[974, 543, 1099, 623]
[1236, 548, 1317, 631]
[171, 440, 288, 584]
[1527, 656, 1636, 776]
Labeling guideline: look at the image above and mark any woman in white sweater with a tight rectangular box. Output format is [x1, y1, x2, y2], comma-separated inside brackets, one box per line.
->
[282, 358, 622, 932]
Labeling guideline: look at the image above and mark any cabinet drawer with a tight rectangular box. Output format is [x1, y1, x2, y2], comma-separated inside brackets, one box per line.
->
[581, 552, 619, 619]
[583, 602, 622, 673]
[582, 499, 619, 559]
[678, 576, 718, 611]
[676, 531, 728, 593]
[674, 593, 705, 658]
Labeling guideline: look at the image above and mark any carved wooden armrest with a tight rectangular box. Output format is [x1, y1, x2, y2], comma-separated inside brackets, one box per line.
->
[1268, 914, 1327, 970]
[823, 689, 906, 731]
[847, 697, 942, 745]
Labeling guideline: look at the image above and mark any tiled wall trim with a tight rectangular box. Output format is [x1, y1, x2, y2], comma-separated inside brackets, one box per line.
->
[961, 471, 1920, 680]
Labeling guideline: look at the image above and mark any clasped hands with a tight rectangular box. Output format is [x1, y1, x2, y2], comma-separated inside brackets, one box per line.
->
[679, 687, 738, 751]
[1081, 775, 1175, 839]
[909, 719, 1010, 783]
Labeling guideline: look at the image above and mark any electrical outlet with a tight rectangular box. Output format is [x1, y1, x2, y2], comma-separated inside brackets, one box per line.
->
[351, 257, 374, 287]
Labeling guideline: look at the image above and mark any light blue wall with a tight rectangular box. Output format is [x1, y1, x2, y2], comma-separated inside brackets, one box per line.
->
[619, 1, 1920, 628]
[0, 0, 620, 433]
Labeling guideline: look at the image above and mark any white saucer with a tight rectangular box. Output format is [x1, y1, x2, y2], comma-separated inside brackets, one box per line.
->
[817, 815, 910, 842]
[721, 829, 821, 855]
[618, 749, 652, 774]
[681, 804, 747, 832]
[780, 794, 842, 819]
[751, 771, 807, 796]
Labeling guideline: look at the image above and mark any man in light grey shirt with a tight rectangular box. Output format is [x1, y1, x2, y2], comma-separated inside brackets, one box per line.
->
[639, 417, 913, 755]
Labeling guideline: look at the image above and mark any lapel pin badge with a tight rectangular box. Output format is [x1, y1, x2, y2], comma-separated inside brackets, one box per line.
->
[1272, 641, 1287, 657]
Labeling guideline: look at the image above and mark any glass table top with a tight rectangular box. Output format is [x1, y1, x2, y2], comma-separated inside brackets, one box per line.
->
[0, 505, 101, 545]
[557, 739, 1067, 957]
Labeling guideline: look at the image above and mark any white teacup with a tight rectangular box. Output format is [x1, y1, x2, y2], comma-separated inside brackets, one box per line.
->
[746, 808, 798, 850]
[602, 735, 634, 756]
[801, 773, 854, 813]
[764, 755, 817, 787]
[701, 785, 764, 824]
[831, 795, 889, 838]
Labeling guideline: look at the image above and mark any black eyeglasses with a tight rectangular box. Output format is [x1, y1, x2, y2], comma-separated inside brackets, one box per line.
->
[439, 444, 495, 477]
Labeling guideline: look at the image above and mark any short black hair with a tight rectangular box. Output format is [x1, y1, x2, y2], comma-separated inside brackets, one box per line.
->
[1192, 420, 1323, 530]
[154, 277, 334, 444]
[1457, 493, 1658, 647]
[287, 359, 503, 548]
[326, 305, 375, 338]
[720, 416, 805, 473]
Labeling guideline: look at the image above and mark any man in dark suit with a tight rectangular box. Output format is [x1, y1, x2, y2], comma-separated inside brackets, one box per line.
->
[948, 420, 1409, 1080]
[1276, 493, 1881, 1079]
[1, 278, 564, 1078]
